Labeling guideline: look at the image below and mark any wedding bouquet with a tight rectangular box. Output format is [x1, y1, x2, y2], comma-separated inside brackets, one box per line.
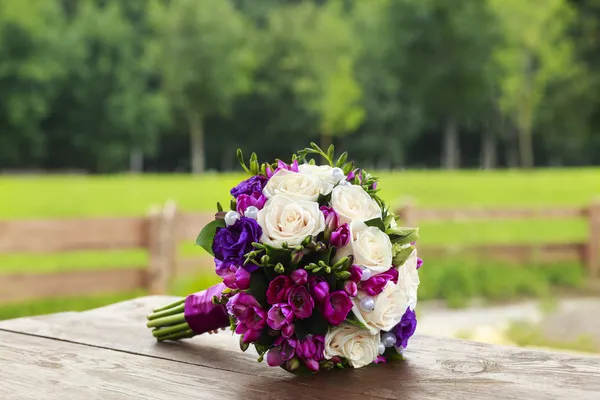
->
[147, 143, 422, 374]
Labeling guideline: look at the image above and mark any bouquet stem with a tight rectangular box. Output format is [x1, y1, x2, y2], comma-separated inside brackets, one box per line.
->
[146, 283, 230, 341]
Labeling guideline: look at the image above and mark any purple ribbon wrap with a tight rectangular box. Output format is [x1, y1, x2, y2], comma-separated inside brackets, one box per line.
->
[184, 283, 230, 335]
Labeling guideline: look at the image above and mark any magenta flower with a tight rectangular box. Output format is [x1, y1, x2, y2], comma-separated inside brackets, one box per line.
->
[236, 192, 267, 215]
[266, 336, 297, 367]
[417, 257, 423, 269]
[330, 223, 350, 247]
[374, 355, 387, 364]
[361, 267, 399, 296]
[227, 293, 267, 343]
[291, 269, 308, 285]
[295, 335, 325, 372]
[266, 275, 292, 305]
[215, 260, 251, 290]
[267, 303, 294, 330]
[320, 205, 339, 237]
[349, 265, 363, 283]
[265, 159, 299, 178]
[308, 276, 330, 304]
[287, 286, 314, 319]
[343, 280, 358, 297]
[281, 323, 295, 338]
[322, 291, 353, 326]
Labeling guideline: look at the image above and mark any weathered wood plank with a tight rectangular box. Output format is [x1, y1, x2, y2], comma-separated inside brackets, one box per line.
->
[176, 213, 214, 241]
[0, 268, 147, 303]
[409, 207, 587, 222]
[0, 331, 368, 400]
[0, 217, 148, 253]
[1, 296, 599, 399]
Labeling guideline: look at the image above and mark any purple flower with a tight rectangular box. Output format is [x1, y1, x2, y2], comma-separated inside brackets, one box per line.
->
[230, 175, 267, 198]
[266, 275, 293, 305]
[308, 276, 329, 304]
[392, 308, 417, 349]
[281, 324, 295, 338]
[212, 217, 262, 267]
[266, 160, 299, 178]
[227, 293, 267, 343]
[267, 303, 294, 330]
[343, 280, 358, 297]
[291, 269, 308, 285]
[361, 267, 399, 296]
[349, 265, 363, 283]
[266, 337, 297, 367]
[330, 223, 350, 247]
[295, 335, 325, 372]
[215, 259, 251, 290]
[417, 257, 423, 269]
[287, 286, 314, 319]
[322, 291, 353, 326]
[374, 355, 387, 364]
[236, 192, 267, 215]
[320, 206, 339, 233]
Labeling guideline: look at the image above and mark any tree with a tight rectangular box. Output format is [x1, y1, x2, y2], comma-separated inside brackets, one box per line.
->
[489, 0, 581, 168]
[148, 0, 255, 173]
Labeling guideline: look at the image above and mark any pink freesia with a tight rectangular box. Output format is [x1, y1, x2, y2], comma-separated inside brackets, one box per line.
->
[349, 265, 363, 283]
[330, 223, 350, 247]
[227, 293, 266, 343]
[216, 260, 251, 290]
[322, 291, 353, 326]
[236, 192, 267, 215]
[267, 303, 294, 330]
[287, 286, 314, 319]
[266, 337, 297, 367]
[417, 257, 423, 269]
[361, 267, 399, 296]
[296, 335, 325, 372]
[343, 280, 358, 297]
[291, 269, 308, 285]
[266, 275, 293, 305]
[308, 276, 329, 304]
[266, 159, 299, 178]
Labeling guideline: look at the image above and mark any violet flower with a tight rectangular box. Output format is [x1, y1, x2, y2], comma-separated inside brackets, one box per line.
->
[215, 259, 251, 290]
[295, 335, 325, 372]
[212, 217, 262, 268]
[343, 280, 358, 297]
[349, 265, 363, 283]
[291, 269, 308, 285]
[266, 275, 293, 305]
[236, 192, 267, 215]
[308, 276, 329, 304]
[267, 303, 294, 330]
[392, 307, 417, 349]
[417, 257, 423, 269]
[281, 324, 295, 338]
[227, 293, 267, 343]
[266, 336, 297, 367]
[265, 160, 299, 178]
[320, 205, 339, 238]
[287, 286, 314, 319]
[322, 291, 353, 326]
[230, 175, 267, 197]
[361, 267, 399, 296]
[330, 223, 350, 247]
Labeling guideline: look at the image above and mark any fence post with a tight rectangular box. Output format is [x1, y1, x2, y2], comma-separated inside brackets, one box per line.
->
[587, 198, 600, 278]
[147, 201, 178, 294]
[397, 198, 416, 227]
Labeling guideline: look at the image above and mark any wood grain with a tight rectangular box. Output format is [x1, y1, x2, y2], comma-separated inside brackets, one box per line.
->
[0, 331, 369, 400]
[176, 213, 214, 241]
[0, 217, 148, 253]
[0, 268, 147, 303]
[2, 296, 599, 399]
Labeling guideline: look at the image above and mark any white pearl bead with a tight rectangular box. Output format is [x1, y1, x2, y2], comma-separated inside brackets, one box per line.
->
[331, 167, 345, 182]
[360, 267, 372, 281]
[382, 332, 396, 348]
[338, 180, 351, 186]
[224, 211, 240, 226]
[359, 296, 375, 312]
[244, 206, 259, 220]
[378, 343, 386, 355]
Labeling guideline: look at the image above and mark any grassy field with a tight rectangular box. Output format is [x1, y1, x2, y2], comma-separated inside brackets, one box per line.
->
[0, 168, 598, 318]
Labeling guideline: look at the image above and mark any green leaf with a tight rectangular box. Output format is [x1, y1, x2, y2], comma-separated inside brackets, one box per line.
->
[364, 217, 386, 232]
[336, 151, 348, 168]
[392, 244, 415, 266]
[387, 227, 419, 245]
[326, 144, 335, 164]
[345, 312, 369, 330]
[294, 309, 329, 340]
[195, 219, 226, 256]
[249, 271, 269, 308]
[216, 202, 224, 212]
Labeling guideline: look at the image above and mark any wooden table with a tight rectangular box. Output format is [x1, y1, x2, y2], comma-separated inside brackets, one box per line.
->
[1, 296, 599, 400]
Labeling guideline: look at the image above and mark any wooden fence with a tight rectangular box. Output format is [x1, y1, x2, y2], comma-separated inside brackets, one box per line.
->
[1, 199, 599, 303]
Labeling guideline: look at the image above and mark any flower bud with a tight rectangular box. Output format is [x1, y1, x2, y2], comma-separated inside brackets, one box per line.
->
[320, 360, 335, 370]
[315, 241, 326, 252]
[291, 250, 304, 264]
[291, 269, 308, 285]
[344, 280, 358, 297]
[286, 357, 301, 372]
[239, 336, 249, 352]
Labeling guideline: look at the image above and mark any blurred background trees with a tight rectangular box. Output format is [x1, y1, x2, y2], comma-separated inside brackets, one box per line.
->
[1, 0, 598, 173]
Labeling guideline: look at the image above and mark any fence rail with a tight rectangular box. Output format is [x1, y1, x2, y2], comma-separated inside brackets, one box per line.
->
[0, 199, 598, 303]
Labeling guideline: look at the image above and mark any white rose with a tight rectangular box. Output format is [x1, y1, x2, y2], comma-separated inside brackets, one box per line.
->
[298, 164, 338, 194]
[397, 249, 420, 310]
[335, 221, 393, 275]
[256, 194, 325, 247]
[351, 281, 408, 334]
[263, 169, 325, 201]
[331, 185, 381, 224]
[324, 323, 380, 369]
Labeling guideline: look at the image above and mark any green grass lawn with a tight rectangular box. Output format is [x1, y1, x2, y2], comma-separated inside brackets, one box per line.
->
[0, 168, 598, 319]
